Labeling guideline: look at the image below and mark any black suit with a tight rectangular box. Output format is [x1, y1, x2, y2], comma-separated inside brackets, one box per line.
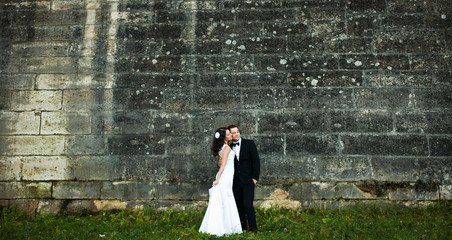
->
[232, 138, 260, 232]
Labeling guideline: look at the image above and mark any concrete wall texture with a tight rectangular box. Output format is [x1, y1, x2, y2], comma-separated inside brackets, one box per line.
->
[0, 0, 451, 215]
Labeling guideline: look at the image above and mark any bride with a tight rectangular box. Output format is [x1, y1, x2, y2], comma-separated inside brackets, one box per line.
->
[199, 128, 242, 236]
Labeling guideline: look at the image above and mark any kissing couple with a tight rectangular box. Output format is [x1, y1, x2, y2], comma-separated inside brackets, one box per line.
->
[199, 125, 260, 236]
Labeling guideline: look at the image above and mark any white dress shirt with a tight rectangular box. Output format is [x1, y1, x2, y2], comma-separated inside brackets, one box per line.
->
[232, 138, 242, 161]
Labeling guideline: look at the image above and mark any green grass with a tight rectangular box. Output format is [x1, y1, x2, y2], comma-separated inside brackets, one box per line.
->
[1, 201, 451, 239]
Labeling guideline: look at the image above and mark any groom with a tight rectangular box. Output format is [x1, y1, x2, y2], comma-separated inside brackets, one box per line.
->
[227, 125, 260, 232]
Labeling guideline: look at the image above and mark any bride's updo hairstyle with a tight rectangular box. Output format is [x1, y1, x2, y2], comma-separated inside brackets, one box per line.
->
[211, 127, 227, 157]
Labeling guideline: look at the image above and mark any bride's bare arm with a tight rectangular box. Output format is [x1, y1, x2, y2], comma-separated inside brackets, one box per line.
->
[213, 146, 230, 186]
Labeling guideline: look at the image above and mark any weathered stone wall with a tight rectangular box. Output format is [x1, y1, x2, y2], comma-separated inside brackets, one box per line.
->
[0, 0, 451, 214]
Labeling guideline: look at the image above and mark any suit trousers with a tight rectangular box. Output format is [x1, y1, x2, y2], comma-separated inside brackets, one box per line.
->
[233, 181, 257, 231]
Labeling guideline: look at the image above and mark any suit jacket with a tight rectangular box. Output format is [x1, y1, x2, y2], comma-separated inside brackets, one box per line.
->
[233, 138, 260, 185]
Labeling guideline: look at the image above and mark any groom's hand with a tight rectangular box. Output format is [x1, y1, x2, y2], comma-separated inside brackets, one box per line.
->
[252, 178, 257, 184]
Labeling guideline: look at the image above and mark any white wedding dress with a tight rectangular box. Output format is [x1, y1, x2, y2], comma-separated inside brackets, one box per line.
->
[199, 144, 242, 236]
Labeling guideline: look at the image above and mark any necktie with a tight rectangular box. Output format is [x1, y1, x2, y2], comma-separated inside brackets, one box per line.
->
[232, 142, 239, 147]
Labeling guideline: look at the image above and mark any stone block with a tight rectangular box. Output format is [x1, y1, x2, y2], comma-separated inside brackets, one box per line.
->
[440, 185, 452, 200]
[167, 136, 210, 155]
[354, 88, 410, 109]
[346, 0, 386, 13]
[289, 70, 363, 88]
[330, 110, 393, 133]
[0, 182, 51, 199]
[22, 156, 72, 181]
[263, 22, 308, 37]
[102, 110, 151, 135]
[292, 1, 344, 21]
[196, 55, 254, 72]
[108, 135, 165, 155]
[257, 111, 330, 134]
[101, 181, 155, 200]
[36, 74, 99, 90]
[0, 90, 10, 110]
[261, 156, 318, 183]
[63, 90, 113, 110]
[388, 185, 439, 201]
[426, 14, 452, 29]
[65, 200, 98, 213]
[317, 157, 371, 181]
[417, 158, 452, 184]
[335, 183, 375, 199]
[163, 89, 193, 110]
[412, 88, 452, 110]
[154, 183, 205, 200]
[41, 111, 91, 134]
[0, 157, 21, 181]
[193, 89, 241, 110]
[381, 15, 425, 29]
[256, 54, 338, 72]
[273, 89, 305, 109]
[8, 199, 39, 216]
[32, 25, 83, 41]
[342, 134, 429, 156]
[0, 136, 65, 155]
[11, 41, 73, 57]
[288, 36, 325, 54]
[0, 74, 35, 90]
[115, 55, 182, 73]
[0, 111, 40, 134]
[225, 1, 280, 9]
[115, 73, 191, 89]
[339, 54, 410, 70]
[387, 0, 436, 13]
[252, 136, 284, 155]
[242, 89, 277, 109]
[195, 22, 262, 39]
[71, 156, 122, 181]
[118, 24, 183, 40]
[11, 90, 62, 111]
[196, 10, 234, 22]
[150, 112, 192, 135]
[375, 30, 443, 53]
[304, 88, 354, 109]
[53, 181, 101, 199]
[61, 10, 88, 25]
[37, 200, 64, 215]
[410, 54, 448, 70]
[237, 9, 294, 22]
[286, 134, 338, 155]
[21, 57, 78, 74]
[395, 111, 452, 134]
[52, 0, 86, 11]
[119, 155, 165, 181]
[429, 136, 452, 157]
[116, 39, 160, 57]
[113, 89, 164, 110]
[325, 37, 372, 53]
[289, 182, 336, 200]
[364, 70, 434, 87]
[223, 37, 287, 55]
[198, 72, 287, 88]
[372, 157, 419, 182]
[156, 10, 187, 22]
[65, 135, 107, 155]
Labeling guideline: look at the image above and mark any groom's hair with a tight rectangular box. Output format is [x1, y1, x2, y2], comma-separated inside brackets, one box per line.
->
[227, 124, 238, 130]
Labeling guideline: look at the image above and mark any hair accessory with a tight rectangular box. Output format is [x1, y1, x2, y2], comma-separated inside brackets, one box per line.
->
[214, 132, 220, 139]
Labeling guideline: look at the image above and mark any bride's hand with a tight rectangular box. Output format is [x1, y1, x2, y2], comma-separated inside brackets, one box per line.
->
[212, 179, 219, 186]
